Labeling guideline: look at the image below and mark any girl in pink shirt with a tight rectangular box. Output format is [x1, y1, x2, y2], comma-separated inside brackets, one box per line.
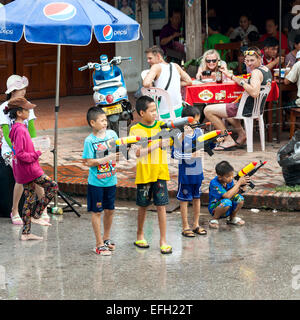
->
[5, 97, 58, 240]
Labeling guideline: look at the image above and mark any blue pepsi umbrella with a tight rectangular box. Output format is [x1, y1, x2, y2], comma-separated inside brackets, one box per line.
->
[0, 0, 142, 211]
[0, 0, 142, 44]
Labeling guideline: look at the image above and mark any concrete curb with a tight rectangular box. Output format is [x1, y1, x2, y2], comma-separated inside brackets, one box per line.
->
[57, 181, 300, 211]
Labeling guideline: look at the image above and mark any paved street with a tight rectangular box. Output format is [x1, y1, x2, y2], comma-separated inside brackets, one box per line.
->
[1, 200, 300, 300]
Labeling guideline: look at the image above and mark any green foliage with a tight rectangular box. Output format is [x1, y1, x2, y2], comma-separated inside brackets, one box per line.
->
[274, 185, 300, 192]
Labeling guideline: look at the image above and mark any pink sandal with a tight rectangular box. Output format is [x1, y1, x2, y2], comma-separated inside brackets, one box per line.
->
[10, 212, 23, 225]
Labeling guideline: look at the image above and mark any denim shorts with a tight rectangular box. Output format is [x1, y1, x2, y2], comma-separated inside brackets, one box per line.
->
[136, 180, 169, 207]
[177, 183, 203, 201]
[87, 184, 116, 213]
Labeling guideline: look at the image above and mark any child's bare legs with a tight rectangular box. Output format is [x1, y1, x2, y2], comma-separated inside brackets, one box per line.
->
[191, 198, 207, 234]
[11, 183, 23, 217]
[209, 205, 231, 229]
[192, 198, 201, 230]
[229, 200, 245, 225]
[157, 205, 167, 247]
[180, 201, 190, 231]
[92, 212, 103, 247]
[103, 209, 115, 250]
[137, 206, 147, 241]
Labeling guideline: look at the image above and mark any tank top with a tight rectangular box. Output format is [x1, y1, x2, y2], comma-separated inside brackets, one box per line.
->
[154, 63, 182, 119]
[242, 66, 272, 117]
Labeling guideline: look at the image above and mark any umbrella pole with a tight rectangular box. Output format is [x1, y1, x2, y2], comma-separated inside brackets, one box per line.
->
[277, 0, 282, 144]
[53, 44, 61, 208]
[52, 45, 81, 217]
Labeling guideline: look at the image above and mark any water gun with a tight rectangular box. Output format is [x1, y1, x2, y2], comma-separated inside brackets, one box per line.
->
[235, 161, 267, 191]
[192, 130, 232, 156]
[97, 136, 141, 160]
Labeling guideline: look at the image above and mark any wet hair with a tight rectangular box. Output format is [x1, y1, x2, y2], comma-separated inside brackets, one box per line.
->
[208, 17, 220, 32]
[86, 106, 106, 127]
[3, 106, 23, 120]
[145, 45, 164, 57]
[135, 96, 155, 116]
[170, 9, 181, 18]
[266, 18, 277, 26]
[181, 105, 200, 118]
[295, 34, 300, 45]
[263, 36, 279, 48]
[215, 161, 234, 176]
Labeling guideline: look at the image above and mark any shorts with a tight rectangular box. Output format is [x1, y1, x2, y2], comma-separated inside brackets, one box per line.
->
[226, 102, 239, 118]
[208, 194, 244, 218]
[177, 183, 202, 201]
[87, 184, 116, 213]
[136, 180, 169, 207]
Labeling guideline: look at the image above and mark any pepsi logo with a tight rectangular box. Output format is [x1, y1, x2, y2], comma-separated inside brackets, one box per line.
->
[103, 25, 113, 41]
[44, 2, 77, 21]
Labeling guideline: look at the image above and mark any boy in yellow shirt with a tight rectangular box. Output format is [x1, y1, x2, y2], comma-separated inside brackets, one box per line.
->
[129, 96, 172, 254]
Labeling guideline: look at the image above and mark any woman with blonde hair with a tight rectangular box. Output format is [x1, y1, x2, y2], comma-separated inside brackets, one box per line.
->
[196, 49, 228, 81]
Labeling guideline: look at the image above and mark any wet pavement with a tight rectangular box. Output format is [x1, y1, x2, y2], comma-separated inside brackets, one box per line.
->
[1, 200, 300, 300]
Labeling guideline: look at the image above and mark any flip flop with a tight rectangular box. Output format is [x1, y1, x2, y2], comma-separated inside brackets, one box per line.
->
[214, 145, 237, 151]
[193, 226, 207, 235]
[160, 245, 172, 254]
[181, 229, 195, 237]
[134, 239, 150, 249]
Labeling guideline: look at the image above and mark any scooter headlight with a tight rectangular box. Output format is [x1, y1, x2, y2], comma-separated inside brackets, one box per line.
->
[93, 92, 106, 103]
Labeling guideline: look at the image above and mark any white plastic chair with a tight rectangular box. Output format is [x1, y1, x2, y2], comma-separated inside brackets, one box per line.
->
[141, 87, 176, 121]
[233, 84, 271, 153]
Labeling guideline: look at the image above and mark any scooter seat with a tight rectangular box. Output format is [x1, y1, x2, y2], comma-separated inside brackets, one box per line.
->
[93, 81, 123, 91]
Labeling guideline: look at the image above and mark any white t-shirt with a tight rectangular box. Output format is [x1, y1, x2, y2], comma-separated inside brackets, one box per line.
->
[286, 61, 300, 105]
[229, 25, 258, 41]
[0, 101, 36, 157]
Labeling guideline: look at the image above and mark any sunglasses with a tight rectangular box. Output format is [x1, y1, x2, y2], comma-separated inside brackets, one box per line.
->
[243, 50, 261, 57]
[206, 59, 217, 63]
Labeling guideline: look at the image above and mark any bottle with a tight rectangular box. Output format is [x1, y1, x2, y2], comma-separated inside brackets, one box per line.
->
[216, 60, 223, 84]
[181, 59, 185, 70]
[179, 27, 184, 44]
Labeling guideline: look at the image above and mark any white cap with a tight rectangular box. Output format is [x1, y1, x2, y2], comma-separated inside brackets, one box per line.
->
[5, 75, 29, 95]
[296, 50, 300, 60]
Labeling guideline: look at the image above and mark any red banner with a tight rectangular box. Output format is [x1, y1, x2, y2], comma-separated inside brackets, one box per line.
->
[184, 81, 279, 105]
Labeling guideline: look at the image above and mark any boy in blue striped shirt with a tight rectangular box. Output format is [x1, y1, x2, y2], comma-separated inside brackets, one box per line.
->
[172, 106, 209, 237]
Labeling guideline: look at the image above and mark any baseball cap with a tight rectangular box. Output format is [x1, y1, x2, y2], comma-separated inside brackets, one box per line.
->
[5, 75, 29, 95]
[296, 50, 300, 60]
[7, 97, 36, 110]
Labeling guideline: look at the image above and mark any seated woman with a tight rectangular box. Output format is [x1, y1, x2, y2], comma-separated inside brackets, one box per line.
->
[204, 47, 272, 150]
[196, 49, 228, 81]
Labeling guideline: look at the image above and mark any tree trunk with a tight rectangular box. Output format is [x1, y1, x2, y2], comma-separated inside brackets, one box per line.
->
[185, 0, 202, 62]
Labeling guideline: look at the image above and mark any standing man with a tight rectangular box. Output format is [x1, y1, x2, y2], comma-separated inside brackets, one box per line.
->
[143, 46, 192, 121]
[159, 10, 184, 54]
[284, 51, 300, 107]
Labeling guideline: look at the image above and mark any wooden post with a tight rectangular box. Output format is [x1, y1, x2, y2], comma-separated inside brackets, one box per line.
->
[185, 0, 202, 62]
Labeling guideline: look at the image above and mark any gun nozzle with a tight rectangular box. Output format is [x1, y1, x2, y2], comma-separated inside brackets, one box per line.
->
[187, 117, 194, 124]
[252, 161, 258, 166]
[136, 136, 141, 141]
[205, 122, 211, 126]
[227, 131, 232, 135]
[263, 161, 267, 165]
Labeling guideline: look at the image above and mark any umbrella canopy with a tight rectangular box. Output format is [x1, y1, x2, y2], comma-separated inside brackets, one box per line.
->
[0, 0, 142, 45]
